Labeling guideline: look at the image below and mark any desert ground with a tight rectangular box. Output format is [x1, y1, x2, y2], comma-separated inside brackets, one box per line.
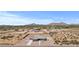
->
[0, 26, 79, 47]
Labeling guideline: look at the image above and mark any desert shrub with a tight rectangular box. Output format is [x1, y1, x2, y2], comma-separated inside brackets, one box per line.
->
[52, 30, 79, 45]
[1, 35, 14, 39]
[49, 32, 57, 36]
[15, 28, 19, 31]
[61, 40, 70, 45]
[70, 40, 79, 45]
[54, 39, 60, 44]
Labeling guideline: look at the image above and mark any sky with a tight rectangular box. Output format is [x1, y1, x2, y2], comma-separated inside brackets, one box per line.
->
[0, 11, 79, 25]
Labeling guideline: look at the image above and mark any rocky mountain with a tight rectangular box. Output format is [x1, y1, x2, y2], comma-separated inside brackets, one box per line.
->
[48, 22, 67, 25]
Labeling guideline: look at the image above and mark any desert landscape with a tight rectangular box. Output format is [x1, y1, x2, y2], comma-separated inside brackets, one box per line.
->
[0, 23, 79, 47]
[0, 11, 79, 47]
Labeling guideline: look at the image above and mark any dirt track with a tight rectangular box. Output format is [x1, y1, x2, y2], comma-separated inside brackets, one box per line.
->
[14, 33, 55, 47]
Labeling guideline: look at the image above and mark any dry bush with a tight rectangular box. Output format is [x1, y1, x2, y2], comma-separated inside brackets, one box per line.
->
[50, 30, 79, 45]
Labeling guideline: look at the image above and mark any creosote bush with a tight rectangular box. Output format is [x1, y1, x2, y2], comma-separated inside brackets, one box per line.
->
[50, 30, 79, 45]
[1, 35, 14, 39]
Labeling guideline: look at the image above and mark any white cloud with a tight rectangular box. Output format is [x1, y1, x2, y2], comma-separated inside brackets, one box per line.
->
[68, 19, 79, 24]
[0, 11, 78, 25]
[0, 11, 55, 25]
[0, 11, 33, 25]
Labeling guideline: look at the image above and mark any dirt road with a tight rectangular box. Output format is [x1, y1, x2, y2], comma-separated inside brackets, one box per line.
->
[14, 34, 54, 47]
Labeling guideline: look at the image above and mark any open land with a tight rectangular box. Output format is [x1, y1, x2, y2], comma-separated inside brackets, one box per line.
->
[0, 24, 79, 47]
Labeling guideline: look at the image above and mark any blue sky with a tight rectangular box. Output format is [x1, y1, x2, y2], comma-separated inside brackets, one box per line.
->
[0, 11, 79, 25]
